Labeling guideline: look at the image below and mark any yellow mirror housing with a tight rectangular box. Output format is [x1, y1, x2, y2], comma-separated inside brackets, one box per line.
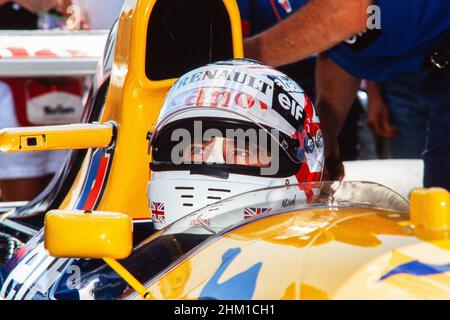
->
[44, 210, 133, 259]
[410, 188, 450, 230]
[409, 188, 450, 242]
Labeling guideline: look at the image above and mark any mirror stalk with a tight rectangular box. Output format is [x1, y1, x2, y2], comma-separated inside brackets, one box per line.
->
[0, 123, 114, 152]
[103, 258, 152, 300]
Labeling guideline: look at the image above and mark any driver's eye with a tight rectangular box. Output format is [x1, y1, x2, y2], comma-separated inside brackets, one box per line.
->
[191, 145, 203, 155]
[234, 149, 250, 157]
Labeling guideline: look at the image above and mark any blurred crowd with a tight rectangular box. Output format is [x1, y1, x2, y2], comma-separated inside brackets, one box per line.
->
[0, 0, 124, 201]
[0, 0, 449, 201]
[0, 0, 123, 30]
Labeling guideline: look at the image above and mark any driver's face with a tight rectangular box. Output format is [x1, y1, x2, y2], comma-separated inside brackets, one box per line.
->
[181, 137, 271, 167]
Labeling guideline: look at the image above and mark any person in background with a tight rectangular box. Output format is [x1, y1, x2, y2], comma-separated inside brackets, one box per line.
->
[244, 0, 450, 189]
[238, 0, 365, 161]
[70, 0, 124, 30]
[366, 72, 430, 159]
[0, 0, 80, 201]
[0, 0, 71, 29]
[238, 0, 316, 98]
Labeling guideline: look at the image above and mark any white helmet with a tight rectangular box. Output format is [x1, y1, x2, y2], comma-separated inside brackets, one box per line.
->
[148, 59, 324, 229]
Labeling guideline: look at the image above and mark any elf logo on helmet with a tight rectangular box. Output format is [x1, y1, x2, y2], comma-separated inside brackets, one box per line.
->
[278, 93, 304, 121]
[270, 82, 307, 130]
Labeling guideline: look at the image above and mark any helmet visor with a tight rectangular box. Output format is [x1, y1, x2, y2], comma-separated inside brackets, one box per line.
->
[150, 116, 308, 178]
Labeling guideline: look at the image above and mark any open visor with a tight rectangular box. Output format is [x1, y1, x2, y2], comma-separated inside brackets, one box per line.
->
[150, 108, 320, 178]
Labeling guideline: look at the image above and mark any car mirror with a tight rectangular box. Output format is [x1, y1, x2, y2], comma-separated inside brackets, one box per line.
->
[44, 209, 133, 259]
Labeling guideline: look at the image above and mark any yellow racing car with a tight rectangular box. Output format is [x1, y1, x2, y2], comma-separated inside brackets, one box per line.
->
[0, 0, 449, 300]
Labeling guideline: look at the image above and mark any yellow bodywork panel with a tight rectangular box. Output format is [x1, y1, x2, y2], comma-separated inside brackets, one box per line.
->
[142, 207, 415, 300]
[334, 240, 450, 300]
[44, 209, 133, 259]
[0, 123, 113, 152]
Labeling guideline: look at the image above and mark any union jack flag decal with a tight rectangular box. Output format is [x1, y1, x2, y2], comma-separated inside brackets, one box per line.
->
[244, 207, 272, 220]
[151, 202, 166, 223]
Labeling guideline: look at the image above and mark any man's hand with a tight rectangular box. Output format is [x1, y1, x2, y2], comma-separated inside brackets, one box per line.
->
[367, 96, 396, 139]
[323, 134, 345, 181]
[366, 81, 396, 139]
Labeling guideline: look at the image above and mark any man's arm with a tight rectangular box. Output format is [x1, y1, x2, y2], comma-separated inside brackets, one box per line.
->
[316, 53, 360, 139]
[315, 53, 361, 180]
[245, 0, 372, 66]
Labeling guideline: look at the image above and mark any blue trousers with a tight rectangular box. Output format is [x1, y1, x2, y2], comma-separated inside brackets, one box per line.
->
[381, 70, 431, 159]
[422, 66, 450, 189]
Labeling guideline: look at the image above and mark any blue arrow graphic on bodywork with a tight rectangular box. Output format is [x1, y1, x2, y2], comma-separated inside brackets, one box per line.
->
[199, 247, 262, 300]
[380, 260, 450, 281]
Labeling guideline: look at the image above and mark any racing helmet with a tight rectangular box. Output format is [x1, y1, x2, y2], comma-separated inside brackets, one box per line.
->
[148, 59, 324, 229]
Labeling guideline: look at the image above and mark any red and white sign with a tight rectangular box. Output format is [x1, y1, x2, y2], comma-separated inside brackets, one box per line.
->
[0, 31, 108, 77]
[0, 31, 107, 59]
[2, 78, 84, 126]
